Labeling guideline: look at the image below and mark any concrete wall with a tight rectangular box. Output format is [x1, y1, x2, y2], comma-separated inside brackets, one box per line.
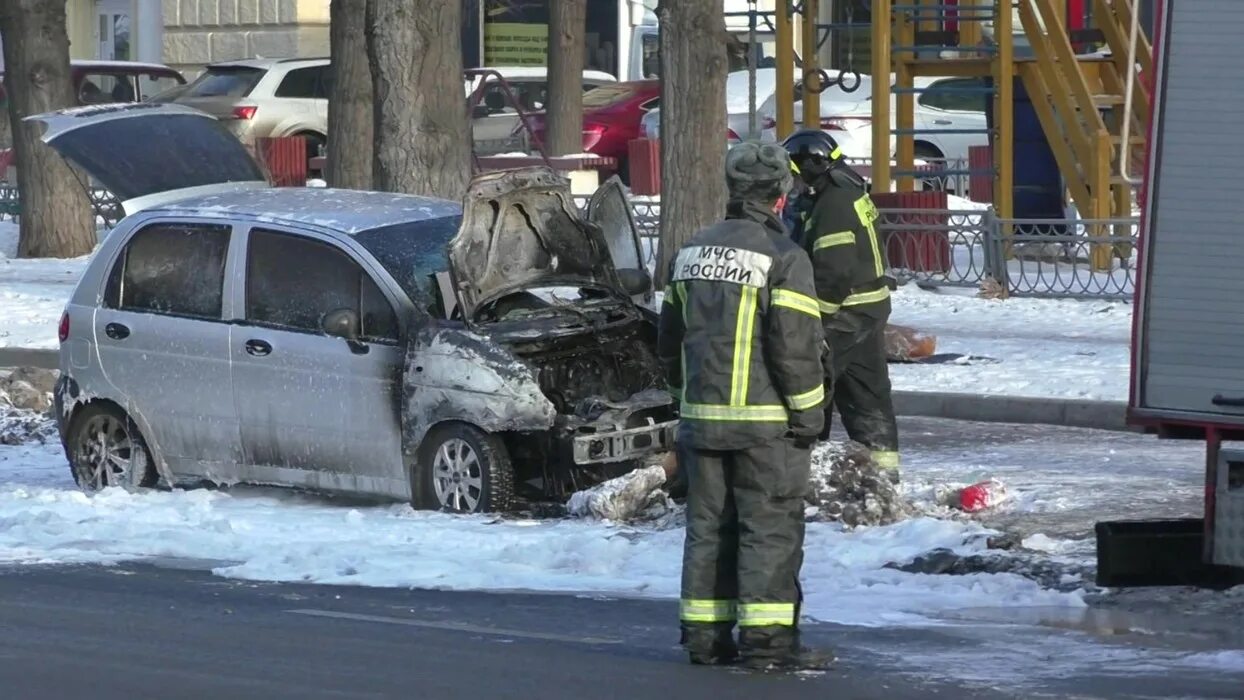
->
[162, 0, 329, 75]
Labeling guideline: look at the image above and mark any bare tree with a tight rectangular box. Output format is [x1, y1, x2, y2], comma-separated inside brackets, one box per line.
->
[545, 0, 586, 157]
[0, 0, 95, 259]
[326, 0, 373, 190]
[366, 0, 471, 199]
[654, 0, 728, 287]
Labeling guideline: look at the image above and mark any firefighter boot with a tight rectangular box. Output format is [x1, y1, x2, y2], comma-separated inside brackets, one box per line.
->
[738, 627, 835, 672]
[682, 622, 739, 666]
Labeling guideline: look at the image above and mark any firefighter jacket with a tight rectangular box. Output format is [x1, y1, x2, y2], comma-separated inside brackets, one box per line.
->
[803, 169, 892, 319]
[658, 199, 827, 451]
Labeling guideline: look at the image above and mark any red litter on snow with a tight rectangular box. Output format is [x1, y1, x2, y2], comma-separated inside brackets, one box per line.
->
[957, 479, 1010, 513]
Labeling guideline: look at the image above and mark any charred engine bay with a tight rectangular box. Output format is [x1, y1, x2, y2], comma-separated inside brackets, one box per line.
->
[505, 319, 668, 424]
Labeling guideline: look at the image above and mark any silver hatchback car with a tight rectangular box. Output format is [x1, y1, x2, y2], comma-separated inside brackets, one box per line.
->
[37, 103, 676, 514]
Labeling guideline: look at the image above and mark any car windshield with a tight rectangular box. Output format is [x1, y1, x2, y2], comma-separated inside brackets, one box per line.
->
[183, 67, 265, 98]
[582, 84, 639, 108]
[353, 215, 461, 309]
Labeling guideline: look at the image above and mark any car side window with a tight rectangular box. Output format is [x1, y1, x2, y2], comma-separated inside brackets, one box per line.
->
[275, 67, 325, 99]
[246, 229, 399, 343]
[919, 78, 988, 113]
[105, 222, 231, 319]
[80, 73, 136, 104]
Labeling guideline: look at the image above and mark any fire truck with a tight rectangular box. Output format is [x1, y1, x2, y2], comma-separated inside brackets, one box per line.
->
[1125, 0, 1244, 581]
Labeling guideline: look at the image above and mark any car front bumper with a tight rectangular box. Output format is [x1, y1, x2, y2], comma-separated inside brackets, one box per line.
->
[570, 419, 678, 465]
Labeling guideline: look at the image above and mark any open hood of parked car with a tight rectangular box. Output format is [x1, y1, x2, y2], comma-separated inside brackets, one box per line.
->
[26, 102, 268, 213]
[449, 167, 626, 318]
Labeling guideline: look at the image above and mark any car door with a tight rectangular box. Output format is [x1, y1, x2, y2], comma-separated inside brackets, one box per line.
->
[272, 65, 327, 137]
[229, 226, 406, 498]
[585, 177, 653, 306]
[94, 219, 244, 477]
[915, 77, 991, 164]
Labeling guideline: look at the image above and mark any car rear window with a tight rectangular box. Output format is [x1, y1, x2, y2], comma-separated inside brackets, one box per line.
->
[582, 84, 639, 108]
[184, 67, 265, 98]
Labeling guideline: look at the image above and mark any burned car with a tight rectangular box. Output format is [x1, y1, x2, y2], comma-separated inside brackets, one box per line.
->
[36, 102, 676, 513]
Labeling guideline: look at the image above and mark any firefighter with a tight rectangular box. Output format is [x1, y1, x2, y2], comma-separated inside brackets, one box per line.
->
[782, 128, 901, 483]
[658, 141, 833, 671]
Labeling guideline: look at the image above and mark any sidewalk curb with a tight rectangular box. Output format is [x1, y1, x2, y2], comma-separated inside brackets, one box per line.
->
[893, 390, 1133, 432]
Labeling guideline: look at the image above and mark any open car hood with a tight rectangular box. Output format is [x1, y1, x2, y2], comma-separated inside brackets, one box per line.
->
[26, 102, 268, 214]
[449, 167, 624, 318]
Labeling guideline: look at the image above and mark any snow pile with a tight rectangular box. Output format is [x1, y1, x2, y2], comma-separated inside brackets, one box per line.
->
[807, 441, 912, 527]
[0, 367, 58, 446]
[0, 478, 1080, 626]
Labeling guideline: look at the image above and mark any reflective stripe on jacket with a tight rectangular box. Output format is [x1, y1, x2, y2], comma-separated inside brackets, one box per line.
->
[803, 179, 891, 317]
[658, 200, 827, 451]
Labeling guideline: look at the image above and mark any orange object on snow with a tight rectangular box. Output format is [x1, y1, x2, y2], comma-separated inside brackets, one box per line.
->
[885, 323, 937, 361]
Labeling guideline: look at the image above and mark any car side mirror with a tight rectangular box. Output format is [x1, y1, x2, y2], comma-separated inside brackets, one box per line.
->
[322, 308, 360, 340]
[616, 268, 652, 298]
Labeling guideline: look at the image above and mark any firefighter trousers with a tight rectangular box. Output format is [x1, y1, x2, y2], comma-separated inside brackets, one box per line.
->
[821, 309, 900, 472]
[678, 437, 812, 659]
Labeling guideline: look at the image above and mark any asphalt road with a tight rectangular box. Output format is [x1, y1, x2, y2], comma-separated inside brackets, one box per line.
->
[2, 562, 1242, 700]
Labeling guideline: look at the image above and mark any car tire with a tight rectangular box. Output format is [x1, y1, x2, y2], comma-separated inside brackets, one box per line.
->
[66, 404, 157, 493]
[414, 423, 515, 514]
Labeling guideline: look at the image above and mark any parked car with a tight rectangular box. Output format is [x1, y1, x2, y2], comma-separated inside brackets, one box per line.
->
[466, 67, 618, 155]
[522, 80, 660, 182]
[163, 57, 331, 163]
[36, 103, 675, 515]
[757, 75, 987, 164]
[0, 59, 184, 108]
[638, 67, 799, 144]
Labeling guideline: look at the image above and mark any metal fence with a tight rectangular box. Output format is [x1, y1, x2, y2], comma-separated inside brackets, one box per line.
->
[600, 194, 1136, 301]
[873, 209, 1137, 299]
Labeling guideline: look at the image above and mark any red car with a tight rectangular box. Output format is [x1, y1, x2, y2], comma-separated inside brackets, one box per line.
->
[523, 80, 660, 183]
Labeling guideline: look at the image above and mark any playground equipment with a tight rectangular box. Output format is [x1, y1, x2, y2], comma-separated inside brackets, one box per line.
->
[770, 1, 1151, 269]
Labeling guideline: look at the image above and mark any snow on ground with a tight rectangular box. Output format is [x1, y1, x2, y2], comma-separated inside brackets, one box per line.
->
[0, 221, 92, 350]
[889, 284, 1132, 401]
[0, 436, 1080, 629]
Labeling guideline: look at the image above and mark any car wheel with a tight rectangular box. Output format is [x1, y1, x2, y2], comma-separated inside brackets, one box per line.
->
[415, 423, 514, 514]
[66, 404, 156, 493]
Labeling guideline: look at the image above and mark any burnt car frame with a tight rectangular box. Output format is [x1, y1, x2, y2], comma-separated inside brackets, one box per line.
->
[35, 102, 676, 514]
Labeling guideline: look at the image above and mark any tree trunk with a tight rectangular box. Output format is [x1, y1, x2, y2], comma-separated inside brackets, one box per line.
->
[326, 0, 373, 190]
[653, 0, 728, 288]
[0, 0, 95, 259]
[366, 0, 471, 199]
[546, 0, 586, 157]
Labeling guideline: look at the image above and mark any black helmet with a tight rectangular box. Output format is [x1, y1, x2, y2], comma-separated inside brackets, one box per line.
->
[782, 129, 843, 182]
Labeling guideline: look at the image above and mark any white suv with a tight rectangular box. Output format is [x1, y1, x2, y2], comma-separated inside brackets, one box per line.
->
[168, 57, 330, 163]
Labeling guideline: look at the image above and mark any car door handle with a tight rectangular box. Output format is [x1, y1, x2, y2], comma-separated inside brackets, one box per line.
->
[1212, 394, 1244, 407]
[104, 322, 130, 340]
[933, 119, 952, 125]
[245, 339, 273, 357]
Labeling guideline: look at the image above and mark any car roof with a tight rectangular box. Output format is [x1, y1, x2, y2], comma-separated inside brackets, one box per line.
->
[473, 66, 618, 82]
[71, 59, 181, 73]
[145, 187, 461, 234]
[207, 57, 329, 70]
